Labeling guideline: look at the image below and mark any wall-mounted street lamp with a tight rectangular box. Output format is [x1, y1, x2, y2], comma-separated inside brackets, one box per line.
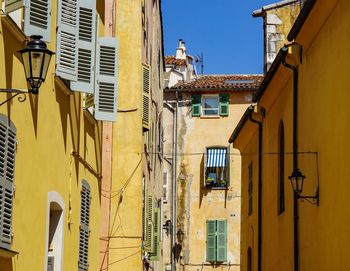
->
[19, 35, 54, 94]
[288, 168, 319, 205]
[176, 228, 184, 243]
[0, 35, 54, 106]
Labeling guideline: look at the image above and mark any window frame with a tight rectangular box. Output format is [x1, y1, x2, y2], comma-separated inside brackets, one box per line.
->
[204, 146, 230, 189]
[201, 94, 219, 116]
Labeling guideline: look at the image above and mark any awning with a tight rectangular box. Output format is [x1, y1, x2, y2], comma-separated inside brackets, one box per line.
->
[206, 148, 227, 167]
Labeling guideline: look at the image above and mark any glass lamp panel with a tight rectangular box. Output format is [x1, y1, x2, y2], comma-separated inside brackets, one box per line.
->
[41, 53, 52, 81]
[31, 51, 44, 78]
[21, 51, 31, 79]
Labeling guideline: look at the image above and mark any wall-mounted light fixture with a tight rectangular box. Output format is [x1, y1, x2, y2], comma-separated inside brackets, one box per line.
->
[288, 168, 319, 205]
[176, 228, 184, 243]
[19, 35, 54, 94]
[0, 35, 54, 106]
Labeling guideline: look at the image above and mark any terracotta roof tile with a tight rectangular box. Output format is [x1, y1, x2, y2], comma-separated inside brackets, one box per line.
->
[166, 74, 263, 92]
[165, 56, 186, 66]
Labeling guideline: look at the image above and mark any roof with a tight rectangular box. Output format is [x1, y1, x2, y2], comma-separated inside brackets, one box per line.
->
[165, 56, 186, 66]
[166, 74, 263, 92]
[252, 0, 299, 17]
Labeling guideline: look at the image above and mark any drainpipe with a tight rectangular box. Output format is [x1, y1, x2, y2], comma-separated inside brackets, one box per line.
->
[249, 105, 264, 271]
[164, 92, 178, 271]
[281, 44, 301, 271]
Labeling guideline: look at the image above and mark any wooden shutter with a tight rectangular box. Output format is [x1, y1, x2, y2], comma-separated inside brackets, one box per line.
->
[191, 94, 201, 117]
[206, 220, 216, 262]
[5, 0, 24, 13]
[142, 64, 151, 130]
[144, 195, 153, 252]
[0, 116, 16, 250]
[219, 94, 229, 116]
[94, 37, 119, 121]
[150, 207, 160, 260]
[216, 220, 227, 262]
[22, 0, 52, 42]
[71, 0, 96, 93]
[56, 0, 78, 81]
[78, 180, 91, 271]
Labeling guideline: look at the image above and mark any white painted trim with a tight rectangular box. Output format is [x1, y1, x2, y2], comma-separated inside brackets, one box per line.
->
[201, 94, 219, 116]
[44, 191, 65, 271]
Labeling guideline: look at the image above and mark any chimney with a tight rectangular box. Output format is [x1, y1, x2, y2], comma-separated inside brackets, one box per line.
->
[175, 39, 187, 59]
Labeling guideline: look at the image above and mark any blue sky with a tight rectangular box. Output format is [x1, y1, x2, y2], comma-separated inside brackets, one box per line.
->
[162, 0, 280, 75]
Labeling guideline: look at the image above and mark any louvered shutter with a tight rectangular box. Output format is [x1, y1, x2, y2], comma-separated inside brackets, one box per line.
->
[142, 65, 151, 130]
[71, 0, 96, 93]
[5, 0, 24, 13]
[94, 37, 119, 121]
[0, 116, 16, 250]
[22, 0, 52, 42]
[150, 207, 160, 260]
[216, 220, 227, 262]
[56, 0, 78, 81]
[219, 94, 229, 116]
[78, 180, 91, 271]
[206, 220, 216, 262]
[144, 195, 153, 252]
[191, 94, 201, 117]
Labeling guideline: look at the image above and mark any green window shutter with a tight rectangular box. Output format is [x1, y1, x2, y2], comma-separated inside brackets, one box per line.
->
[94, 37, 119, 121]
[23, 0, 52, 42]
[206, 220, 216, 262]
[150, 207, 160, 260]
[56, 0, 78, 81]
[144, 195, 153, 252]
[5, 0, 24, 13]
[78, 180, 91, 271]
[219, 94, 229, 116]
[71, 0, 96, 93]
[216, 220, 227, 262]
[191, 94, 201, 117]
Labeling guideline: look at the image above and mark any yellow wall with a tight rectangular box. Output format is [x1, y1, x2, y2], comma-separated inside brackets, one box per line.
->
[234, 0, 350, 270]
[107, 0, 143, 270]
[164, 91, 255, 271]
[0, 1, 103, 270]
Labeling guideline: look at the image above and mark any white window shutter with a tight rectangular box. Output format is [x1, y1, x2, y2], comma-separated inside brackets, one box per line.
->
[94, 37, 119, 122]
[71, 0, 96, 93]
[78, 180, 91, 271]
[23, 0, 52, 42]
[5, 0, 24, 13]
[56, 0, 78, 81]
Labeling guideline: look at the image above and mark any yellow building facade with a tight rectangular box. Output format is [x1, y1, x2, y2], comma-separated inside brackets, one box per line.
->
[0, 0, 113, 270]
[164, 74, 262, 271]
[230, 0, 350, 270]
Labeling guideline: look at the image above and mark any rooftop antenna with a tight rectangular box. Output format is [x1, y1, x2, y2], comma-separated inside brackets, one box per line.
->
[195, 52, 204, 75]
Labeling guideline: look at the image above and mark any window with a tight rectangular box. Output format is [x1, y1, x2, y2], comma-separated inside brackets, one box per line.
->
[248, 162, 253, 216]
[191, 94, 229, 117]
[78, 180, 91, 271]
[0, 115, 16, 250]
[202, 95, 219, 116]
[204, 147, 230, 188]
[206, 220, 227, 262]
[278, 121, 285, 214]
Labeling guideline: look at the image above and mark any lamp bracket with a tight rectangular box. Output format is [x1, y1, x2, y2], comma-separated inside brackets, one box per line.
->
[0, 89, 28, 107]
[298, 187, 319, 206]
